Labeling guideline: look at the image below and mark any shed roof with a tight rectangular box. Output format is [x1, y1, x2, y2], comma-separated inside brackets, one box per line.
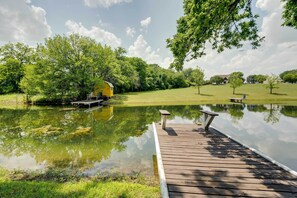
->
[104, 81, 114, 88]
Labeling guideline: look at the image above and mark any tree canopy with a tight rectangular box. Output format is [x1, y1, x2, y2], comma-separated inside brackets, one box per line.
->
[167, 0, 297, 71]
[229, 72, 244, 94]
[1, 34, 190, 102]
[191, 67, 205, 94]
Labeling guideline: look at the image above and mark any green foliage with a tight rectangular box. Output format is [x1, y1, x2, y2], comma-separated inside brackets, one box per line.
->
[191, 67, 205, 94]
[168, 0, 297, 70]
[283, 73, 297, 83]
[0, 35, 189, 102]
[167, 0, 264, 70]
[280, 69, 297, 83]
[279, 69, 297, 80]
[229, 72, 244, 94]
[210, 75, 224, 85]
[265, 74, 280, 94]
[0, 43, 33, 93]
[282, 0, 297, 28]
[255, 75, 267, 83]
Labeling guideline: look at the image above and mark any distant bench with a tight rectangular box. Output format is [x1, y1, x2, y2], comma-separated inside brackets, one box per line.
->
[199, 110, 219, 130]
[159, 110, 171, 129]
[159, 109, 218, 131]
[230, 94, 246, 103]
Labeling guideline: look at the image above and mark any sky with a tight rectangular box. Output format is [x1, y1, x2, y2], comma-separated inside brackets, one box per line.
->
[0, 0, 296, 78]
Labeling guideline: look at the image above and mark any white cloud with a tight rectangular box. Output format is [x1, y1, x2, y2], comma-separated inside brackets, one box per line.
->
[126, 27, 136, 37]
[256, 0, 281, 12]
[84, 0, 132, 8]
[140, 17, 151, 28]
[0, 0, 52, 43]
[128, 35, 172, 68]
[65, 20, 121, 48]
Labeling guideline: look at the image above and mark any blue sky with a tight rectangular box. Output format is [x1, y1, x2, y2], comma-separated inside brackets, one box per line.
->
[0, 0, 296, 78]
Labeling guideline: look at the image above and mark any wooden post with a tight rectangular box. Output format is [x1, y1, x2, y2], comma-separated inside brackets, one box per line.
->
[159, 110, 171, 130]
[162, 115, 167, 129]
[200, 110, 219, 130]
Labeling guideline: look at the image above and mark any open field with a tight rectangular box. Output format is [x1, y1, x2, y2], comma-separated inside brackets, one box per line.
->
[1, 84, 297, 108]
[118, 84, 297, 106]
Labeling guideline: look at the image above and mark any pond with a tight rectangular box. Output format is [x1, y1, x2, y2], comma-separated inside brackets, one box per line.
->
[0, 104, 296, 175]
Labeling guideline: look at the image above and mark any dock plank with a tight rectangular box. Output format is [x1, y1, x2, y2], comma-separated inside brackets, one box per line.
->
[154, 123, 297, 198]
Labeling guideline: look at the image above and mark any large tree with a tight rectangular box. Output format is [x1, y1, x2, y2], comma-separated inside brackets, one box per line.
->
[167, 0, 297, 71]
[0, 43, 33, 93]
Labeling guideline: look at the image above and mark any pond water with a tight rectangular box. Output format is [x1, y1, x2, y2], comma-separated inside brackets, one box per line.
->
[0, 104, 296, 175]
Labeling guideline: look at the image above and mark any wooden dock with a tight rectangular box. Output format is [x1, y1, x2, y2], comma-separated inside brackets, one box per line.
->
[71, 99, 103, 108]
[154, 123, 297, 197]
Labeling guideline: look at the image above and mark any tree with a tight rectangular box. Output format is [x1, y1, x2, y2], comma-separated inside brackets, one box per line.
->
[247, 74, 267, 84]
[229, 72, 244, 94]
[279, 69, 297, 80]
[283, 73, 297, 83]
[247, 75, 256, 84]
[167, 0, 297, 71]
[210, 75, 224, 85]
[255, 75, 267, 83]
[0, 43, 33, 93]
[191, 67, 205, 94]
[265, 74, 280, 94]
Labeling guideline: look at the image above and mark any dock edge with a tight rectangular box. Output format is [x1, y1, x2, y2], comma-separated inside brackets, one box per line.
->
[152, 122, 169, 198]
[211, 125, 297, 177]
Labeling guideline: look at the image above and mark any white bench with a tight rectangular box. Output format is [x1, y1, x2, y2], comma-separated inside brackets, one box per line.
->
[159, 110, 171, 129]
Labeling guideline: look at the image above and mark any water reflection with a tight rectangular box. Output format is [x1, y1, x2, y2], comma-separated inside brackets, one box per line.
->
[0, 104, 296, 174]
[0, 105, 203, 174]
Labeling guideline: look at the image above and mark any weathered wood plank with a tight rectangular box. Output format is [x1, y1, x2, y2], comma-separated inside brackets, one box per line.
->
[168, 185, 296, 197]
[167, 179, 297, 193]
[165, 170, 297, 180]
[154, 123, 297, 198]
[167, 185, 296, 197]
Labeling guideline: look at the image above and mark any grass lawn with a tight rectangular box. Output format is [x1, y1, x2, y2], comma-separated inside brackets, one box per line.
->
[0, 180, 159, 198]
[1, 84, 297, 108]
[118, 83, 297, 106]
[0, 169, 160, 198]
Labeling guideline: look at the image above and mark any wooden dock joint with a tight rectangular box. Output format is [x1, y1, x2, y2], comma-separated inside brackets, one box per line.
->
[159, 110, 171, 129]
[200, 110, 219, 130]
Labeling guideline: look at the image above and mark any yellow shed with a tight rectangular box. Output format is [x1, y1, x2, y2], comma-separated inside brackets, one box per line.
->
[94, 81, 114, 99]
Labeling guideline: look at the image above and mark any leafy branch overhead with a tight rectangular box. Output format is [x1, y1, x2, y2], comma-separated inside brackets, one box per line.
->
[167, 0, 297, 71]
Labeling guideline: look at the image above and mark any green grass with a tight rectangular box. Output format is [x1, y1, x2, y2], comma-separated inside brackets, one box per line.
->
[0, 169, 160, 198]
[118, 84, 297, 106]
[0, 180, 159, 198]
[2, 84, 297, 108]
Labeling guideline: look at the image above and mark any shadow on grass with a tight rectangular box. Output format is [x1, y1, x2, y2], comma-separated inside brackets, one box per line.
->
[233, 93, 248, 96]
[196, 94, 213, 96]
[271, 93, 287, 96]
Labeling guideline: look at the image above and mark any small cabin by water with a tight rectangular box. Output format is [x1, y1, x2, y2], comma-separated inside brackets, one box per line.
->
[94, 81, 114, 99]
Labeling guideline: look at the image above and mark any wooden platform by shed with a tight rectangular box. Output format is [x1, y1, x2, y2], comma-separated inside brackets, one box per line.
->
[71, 99, 103, 108]
[153, 123, 297, 197]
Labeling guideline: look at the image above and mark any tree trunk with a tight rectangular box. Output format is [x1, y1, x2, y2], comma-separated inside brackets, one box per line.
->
[270, 87, 272, 94]
[198, 86, 200, 95]
[233, 88, 235, 94]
